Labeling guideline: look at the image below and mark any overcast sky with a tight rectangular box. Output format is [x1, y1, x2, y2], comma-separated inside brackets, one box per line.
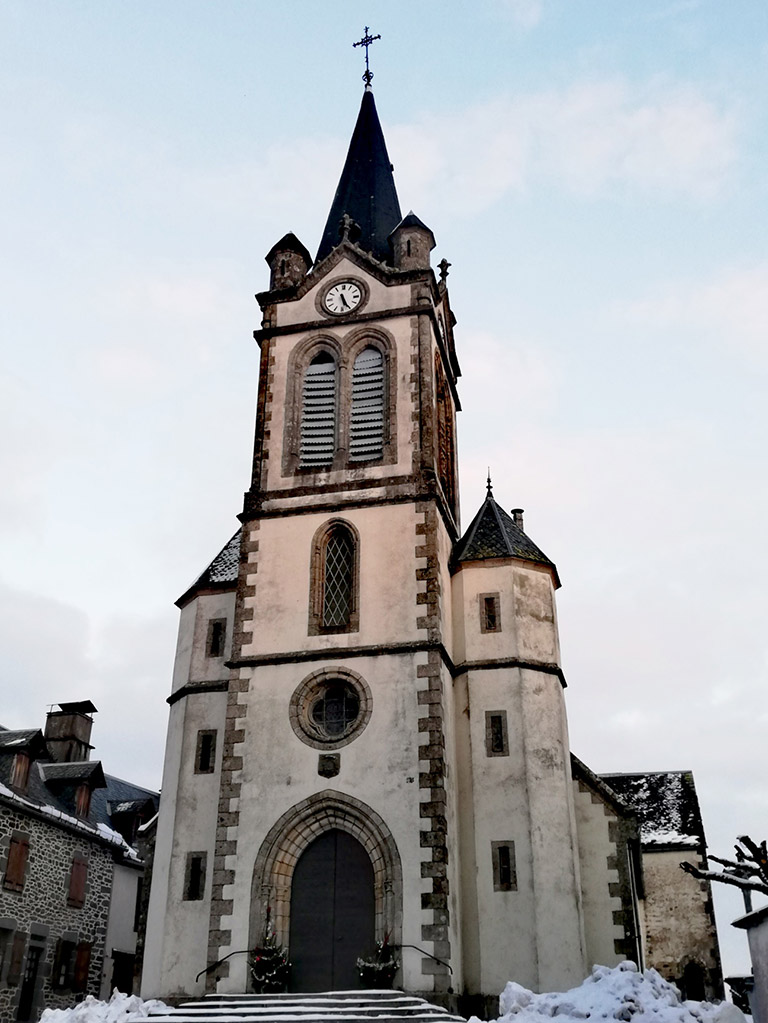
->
[1, 0, 766, 979]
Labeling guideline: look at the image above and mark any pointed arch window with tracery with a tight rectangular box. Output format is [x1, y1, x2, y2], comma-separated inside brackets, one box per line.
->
[309, 519, 360, 635]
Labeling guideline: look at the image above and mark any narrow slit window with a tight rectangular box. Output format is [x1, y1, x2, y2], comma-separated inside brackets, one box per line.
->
[479, 593, 501, 634]
[206, 619, 226, 658]
[485, 711, 509, 756]
[323, 527, 354, 628]
[195, 730, 217, 774]
[350, 347, 384, 462]
[184, 852, 206, 901]
[492, 841, 517, 891]
[300, 353, 337, 467]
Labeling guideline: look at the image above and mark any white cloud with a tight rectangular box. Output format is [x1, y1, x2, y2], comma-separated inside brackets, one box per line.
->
[392, 78, 738, 214]
[499, 0, 543, 29]
[616, 263, 768, 362]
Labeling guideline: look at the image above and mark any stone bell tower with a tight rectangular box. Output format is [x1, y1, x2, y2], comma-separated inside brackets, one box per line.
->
[143, 71, 588, 1007]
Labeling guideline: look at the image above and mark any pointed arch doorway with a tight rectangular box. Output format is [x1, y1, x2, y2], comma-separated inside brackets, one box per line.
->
[290, 829, 374, 991]
[249, 790, 402, 995]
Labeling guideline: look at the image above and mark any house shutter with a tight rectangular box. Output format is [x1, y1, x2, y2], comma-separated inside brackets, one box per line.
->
[72, 940, 91, 993]
[68, 855, 88, 908]
[3, 834, 29, 892]
[350, 347, 384, 461]
[300, 354, 337, 467]
[7, 932, 26, 985]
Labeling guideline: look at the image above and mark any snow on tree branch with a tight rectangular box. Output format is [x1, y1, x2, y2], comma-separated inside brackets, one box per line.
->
[680, 834, 768, 896]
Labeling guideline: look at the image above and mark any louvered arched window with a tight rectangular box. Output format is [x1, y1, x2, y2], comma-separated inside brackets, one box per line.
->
[350, 347, 385, 462]
[300, 352, 337, 467]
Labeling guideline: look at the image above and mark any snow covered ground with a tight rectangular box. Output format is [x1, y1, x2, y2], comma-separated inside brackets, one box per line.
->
[40, 991, 170, 1023]
[38, 964, 747, 1023]
[470, 963, 747, 1023]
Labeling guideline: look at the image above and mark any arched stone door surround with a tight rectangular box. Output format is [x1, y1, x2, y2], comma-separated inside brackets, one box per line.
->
[249, 790, 402, 957]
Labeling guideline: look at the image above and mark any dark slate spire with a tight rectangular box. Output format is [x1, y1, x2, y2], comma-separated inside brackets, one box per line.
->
[316, 89, 402, 265]
[454, 487, 560, 586]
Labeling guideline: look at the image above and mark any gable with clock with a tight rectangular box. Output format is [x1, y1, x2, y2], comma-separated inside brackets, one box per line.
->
[142, 81, 658, 1011]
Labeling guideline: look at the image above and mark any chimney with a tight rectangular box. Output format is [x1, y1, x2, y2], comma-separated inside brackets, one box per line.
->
[44, 701, 97, 763]
[511, 508, 524, 530]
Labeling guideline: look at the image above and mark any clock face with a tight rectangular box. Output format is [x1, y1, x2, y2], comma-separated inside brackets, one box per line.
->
[324, 280, 362, 315]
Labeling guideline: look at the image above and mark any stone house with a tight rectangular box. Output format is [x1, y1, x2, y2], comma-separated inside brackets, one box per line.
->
[0, 703, 158, 1023]
[141, 84, 723, 1012]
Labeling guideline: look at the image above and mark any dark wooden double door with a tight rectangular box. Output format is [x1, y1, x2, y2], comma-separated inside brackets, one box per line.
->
[290, 829, 374, 991]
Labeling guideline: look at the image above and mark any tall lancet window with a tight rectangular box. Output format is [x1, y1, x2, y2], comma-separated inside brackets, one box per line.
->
[350, 347, 385, 462]
[323, 526, 354, 628]
[300, 352, 337, 467]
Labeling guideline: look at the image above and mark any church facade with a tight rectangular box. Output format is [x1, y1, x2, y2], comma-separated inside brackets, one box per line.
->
[141, 85, 718, 1010]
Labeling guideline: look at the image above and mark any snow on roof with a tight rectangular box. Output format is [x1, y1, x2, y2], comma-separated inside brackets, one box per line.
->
[0, 780, 139, 860]
[601, 770, 705, 849]
[176, 529, 241, 606]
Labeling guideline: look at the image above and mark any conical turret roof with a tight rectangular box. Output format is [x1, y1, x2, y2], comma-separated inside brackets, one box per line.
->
[316, 89, 402, 265]
[454, 488, 559, 586]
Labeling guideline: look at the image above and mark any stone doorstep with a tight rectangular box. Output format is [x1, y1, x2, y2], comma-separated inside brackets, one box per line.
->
[146, 992, 465, 1023]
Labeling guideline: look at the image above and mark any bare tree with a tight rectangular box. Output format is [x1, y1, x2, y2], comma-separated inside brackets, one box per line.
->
[681, 835, 768, 912]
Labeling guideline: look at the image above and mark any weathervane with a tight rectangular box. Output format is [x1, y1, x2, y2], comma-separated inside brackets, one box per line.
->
[353, 26, 381, 87]
[486, 469, 493, 497]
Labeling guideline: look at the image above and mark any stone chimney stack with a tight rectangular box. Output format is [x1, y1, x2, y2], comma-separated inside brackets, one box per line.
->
[511, 508, 524, 530]
[44, 700, 97, 763]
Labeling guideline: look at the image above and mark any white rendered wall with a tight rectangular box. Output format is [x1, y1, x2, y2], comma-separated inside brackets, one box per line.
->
[572, 783, 625, 969]
[143, 589, 233, 998]
[101, 862, 141, 997]
[452, 559, 586, 994]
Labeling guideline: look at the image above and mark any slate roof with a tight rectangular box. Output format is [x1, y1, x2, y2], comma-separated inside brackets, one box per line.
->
[176, 528, 241, 606]
[40, 761, 106, 787]
[390, 211, 436, 249]
[316, 88, 402, 265]
[601, 771, 706, 849]
[0, 727, 159, 857]
[0, 729, 48, 756]
[454, 489, 559, 585]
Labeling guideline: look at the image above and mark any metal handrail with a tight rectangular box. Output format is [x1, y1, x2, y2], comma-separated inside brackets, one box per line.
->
[195, 941, 453, 985]
[395, 943, 453, 974]
[195, 949, 251, 984]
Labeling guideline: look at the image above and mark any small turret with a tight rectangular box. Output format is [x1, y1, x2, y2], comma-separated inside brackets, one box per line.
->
[389, 212, 436, 270]
[265, 233, 312, 291]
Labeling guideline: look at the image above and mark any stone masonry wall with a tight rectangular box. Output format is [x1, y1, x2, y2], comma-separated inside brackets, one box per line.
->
[0, 806, 114, 1023]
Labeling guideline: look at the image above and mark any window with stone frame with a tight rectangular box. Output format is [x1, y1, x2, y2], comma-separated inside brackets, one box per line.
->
[492, 841, 517, 891]
[194, 729, 217, 774]
[308, 520, 360, 635]
[67, 854, 88, 908]
[183, 852, 206, 901]
[434, 352, 457, 516]
[3, 833, 29, 892]
[485, 710, 509, 757]
[0, 926, 12, 983]
[206, 618, 227, 659]
[51, 938, 77, 990]
[479, 592, 501, 634]
[284, 335, 396, 477]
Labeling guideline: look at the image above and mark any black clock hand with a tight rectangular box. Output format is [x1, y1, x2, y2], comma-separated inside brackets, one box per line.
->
[339, 293, 350, 309]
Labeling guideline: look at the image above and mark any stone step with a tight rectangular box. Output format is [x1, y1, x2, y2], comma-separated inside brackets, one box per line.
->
[147, 991, 465, 1023]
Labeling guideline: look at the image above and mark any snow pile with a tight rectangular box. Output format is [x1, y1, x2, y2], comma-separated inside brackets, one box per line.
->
[471, 962, 746, 1023]
[40, 991, 170, 1023]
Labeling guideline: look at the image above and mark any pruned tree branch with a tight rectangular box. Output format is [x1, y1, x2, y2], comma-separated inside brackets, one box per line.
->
[681, 834, 768, 896]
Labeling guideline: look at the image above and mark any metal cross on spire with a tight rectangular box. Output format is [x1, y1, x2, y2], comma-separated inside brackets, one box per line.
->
[353, 26, 381, 87]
